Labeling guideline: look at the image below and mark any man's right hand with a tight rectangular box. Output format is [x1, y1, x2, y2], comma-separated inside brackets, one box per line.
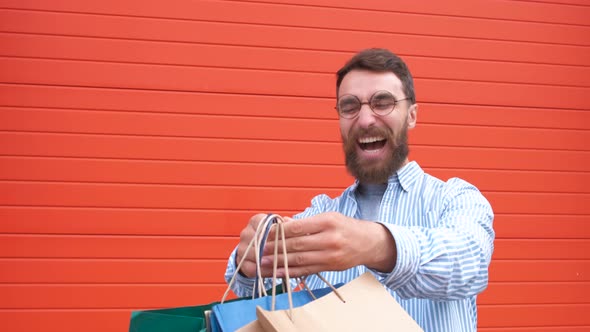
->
[235, 213, 267, 278]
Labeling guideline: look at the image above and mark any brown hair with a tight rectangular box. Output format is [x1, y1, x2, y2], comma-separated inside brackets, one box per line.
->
[336, 48, 415, 104]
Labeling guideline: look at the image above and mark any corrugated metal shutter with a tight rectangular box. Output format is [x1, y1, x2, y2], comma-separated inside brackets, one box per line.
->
[1, 1, 588, 331]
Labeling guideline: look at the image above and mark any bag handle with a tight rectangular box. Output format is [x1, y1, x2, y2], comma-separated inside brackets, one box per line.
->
[253, 214, 274, 298]
[268, 215, 294, 314]
[265, 216, 345, 319]
[222, 214, 291, 303]
[223, 214, 345, 320]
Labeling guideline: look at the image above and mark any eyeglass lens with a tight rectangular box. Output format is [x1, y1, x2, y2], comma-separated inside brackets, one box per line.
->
[337, 91, 397, 118]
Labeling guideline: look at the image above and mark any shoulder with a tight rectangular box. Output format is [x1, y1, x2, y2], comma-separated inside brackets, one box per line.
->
[416, 167, 481, 197]
[443, 177, 486, 202]
[412, 167, 491, 212]
[429, 175, 492, 215]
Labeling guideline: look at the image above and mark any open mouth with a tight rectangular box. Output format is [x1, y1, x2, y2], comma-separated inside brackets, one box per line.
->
[358, 136, 387, 152]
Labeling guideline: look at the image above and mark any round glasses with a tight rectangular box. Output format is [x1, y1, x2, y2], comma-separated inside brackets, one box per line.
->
[335, 90, 409, 119]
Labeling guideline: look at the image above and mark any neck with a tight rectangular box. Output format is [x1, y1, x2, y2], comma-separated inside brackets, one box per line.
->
[358, 158, 410, 185]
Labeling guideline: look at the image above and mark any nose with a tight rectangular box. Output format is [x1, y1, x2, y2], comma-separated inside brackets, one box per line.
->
[356, 103, 377, 128]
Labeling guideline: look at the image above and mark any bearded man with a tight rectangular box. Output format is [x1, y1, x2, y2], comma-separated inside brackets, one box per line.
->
[224, 48, 495, 332]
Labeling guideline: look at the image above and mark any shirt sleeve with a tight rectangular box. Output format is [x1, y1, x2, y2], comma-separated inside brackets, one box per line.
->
[224, 247, 257, 298]
[373, 178, 495, 300]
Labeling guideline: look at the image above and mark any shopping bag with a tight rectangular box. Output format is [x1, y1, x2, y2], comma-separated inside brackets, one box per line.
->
[254, 272, 424, 332]
[129, 304, 211, 332]
[210, 281, 340, 332]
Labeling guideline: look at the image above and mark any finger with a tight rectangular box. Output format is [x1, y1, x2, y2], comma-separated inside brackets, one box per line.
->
[267, 218, 318, 241]
[262, 233, 328, 255]
[238, 261, 266, 278]
[256, 265, 284, 278]
[249, 213, 268, 228]
[237, 259, 278, 278]
[281, 214, 337, 238]
[238, 242, 259, 262]
[238, 213, 270, 261]
[266, 215, 292, 240]
[237, 231, 257, 262]
[260, 250, 330, 270]
[274, 265, 326, 278]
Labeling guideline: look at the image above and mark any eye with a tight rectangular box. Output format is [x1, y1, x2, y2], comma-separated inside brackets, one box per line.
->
[370, 92, 396, 111]
[338, 97, 360, 114]
[372, 99, 395, 110]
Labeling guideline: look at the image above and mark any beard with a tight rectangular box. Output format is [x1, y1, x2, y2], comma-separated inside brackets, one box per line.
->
[342, 122, 409, 184]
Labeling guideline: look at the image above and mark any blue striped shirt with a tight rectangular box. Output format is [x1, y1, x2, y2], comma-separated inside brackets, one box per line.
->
[225, 161, 495, 331]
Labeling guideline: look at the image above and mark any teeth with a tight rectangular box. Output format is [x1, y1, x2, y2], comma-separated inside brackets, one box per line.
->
[358, 136, 384, 144]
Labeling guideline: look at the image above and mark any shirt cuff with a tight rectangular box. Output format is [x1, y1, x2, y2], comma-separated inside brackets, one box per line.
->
[227, 249, 256, 295]
[370, 223, 421, 290]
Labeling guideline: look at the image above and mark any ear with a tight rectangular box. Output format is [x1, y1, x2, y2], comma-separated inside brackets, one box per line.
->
[407, 103, 418, 129]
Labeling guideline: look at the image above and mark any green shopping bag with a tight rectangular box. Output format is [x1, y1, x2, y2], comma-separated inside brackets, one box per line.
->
[129, 302, 218, 332]
[129, 288, 287, 332]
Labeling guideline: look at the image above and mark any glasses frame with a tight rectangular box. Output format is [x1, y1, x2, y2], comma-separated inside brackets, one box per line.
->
[335, 90, 409, 119]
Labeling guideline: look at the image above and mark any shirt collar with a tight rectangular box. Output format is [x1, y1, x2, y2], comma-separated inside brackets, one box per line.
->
[349, 161, 423, 194]
[387, 161, 422, 192]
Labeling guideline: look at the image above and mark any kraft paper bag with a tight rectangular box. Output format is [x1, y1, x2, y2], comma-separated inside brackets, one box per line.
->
[253, 272, 424, 332]
[237, 320, 264, 332]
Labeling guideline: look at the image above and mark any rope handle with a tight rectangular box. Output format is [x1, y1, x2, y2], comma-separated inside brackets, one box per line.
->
[222, 214, 288, 303]
[222, 214, 345, 320]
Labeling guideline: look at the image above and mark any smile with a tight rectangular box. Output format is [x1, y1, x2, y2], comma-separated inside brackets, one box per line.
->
[358, 136, 387, 152]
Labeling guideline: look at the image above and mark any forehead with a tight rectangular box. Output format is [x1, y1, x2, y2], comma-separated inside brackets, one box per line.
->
[338, 69, 404, 99]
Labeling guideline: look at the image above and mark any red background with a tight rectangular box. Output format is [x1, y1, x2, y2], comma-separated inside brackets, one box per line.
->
[1, 0, 589, 331]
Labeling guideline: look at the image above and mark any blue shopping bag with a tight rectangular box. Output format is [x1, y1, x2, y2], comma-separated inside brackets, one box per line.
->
[209, 283, 341, 332]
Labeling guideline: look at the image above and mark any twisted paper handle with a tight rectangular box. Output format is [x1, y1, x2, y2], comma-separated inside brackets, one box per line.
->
[222, 214, 345, 320]
[222, 215, 290, 296]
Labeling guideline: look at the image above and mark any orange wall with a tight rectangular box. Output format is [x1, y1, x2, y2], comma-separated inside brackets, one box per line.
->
[1, 0, 589, 331]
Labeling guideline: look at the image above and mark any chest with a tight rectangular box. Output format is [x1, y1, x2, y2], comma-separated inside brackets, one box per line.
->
[369, 186, 444, 228]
